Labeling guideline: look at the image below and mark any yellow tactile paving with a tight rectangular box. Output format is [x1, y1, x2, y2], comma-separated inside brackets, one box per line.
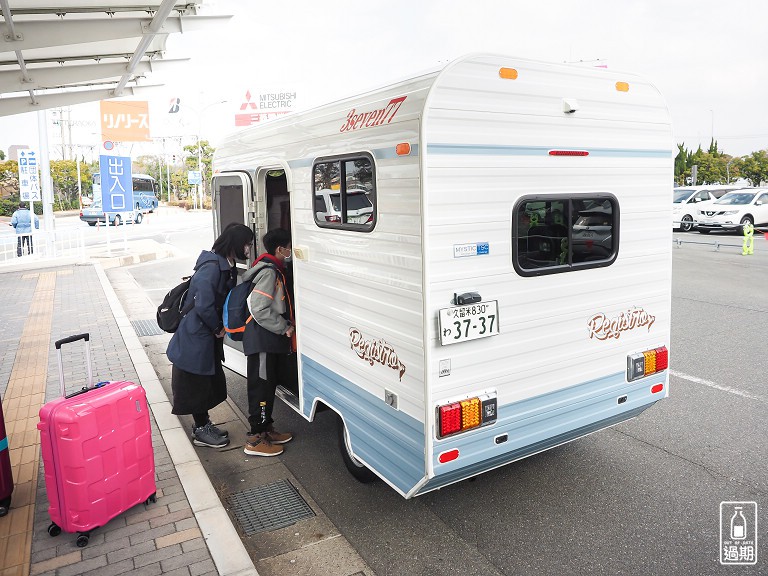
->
[1, 271, 56, 576]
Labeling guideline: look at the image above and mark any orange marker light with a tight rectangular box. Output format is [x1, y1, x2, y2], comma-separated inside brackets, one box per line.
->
[396, 143, 411, 156]
[616, 82, 630, 92]
[499, 67, 518, 80]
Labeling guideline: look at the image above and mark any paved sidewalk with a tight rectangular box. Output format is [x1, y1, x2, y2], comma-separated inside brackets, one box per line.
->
[0, 262, 257, 576]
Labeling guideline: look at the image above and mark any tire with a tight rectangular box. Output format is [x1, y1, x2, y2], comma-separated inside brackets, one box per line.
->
[135, 203, 140, 211]
[76, 534, 89, 547]
[112, 214, 121, 227]
[88, 221, 96, 227]
[47, 523, 61, 537]
[134, 212, 143, 224]
[698, 228, 710, 234]
[740, 215, 753, 233]
[337, 415, 377, 483]
[680, 215, 694, 232]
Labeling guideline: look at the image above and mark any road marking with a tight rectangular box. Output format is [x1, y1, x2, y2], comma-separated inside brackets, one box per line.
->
[670, 370, 766, 404]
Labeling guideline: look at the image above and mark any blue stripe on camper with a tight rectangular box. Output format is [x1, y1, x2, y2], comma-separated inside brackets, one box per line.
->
[0, 437, 7, 452]
[427, 143, 671, 159]
[417, 371, 664, 495]
[288, 145, 420, 171]
[301, 355, 426, 495]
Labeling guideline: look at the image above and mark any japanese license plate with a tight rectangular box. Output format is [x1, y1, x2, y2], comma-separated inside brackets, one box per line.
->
[439, 300, 499, 345]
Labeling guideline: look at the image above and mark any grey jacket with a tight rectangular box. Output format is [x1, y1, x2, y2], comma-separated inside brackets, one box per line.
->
[241, 259, 292, 356]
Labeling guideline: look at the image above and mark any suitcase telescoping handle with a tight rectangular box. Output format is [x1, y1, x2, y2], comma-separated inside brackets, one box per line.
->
[55, 333, 93, 398]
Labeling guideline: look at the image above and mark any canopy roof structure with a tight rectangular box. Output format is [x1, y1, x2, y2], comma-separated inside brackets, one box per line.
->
[0, 0, 229, 117]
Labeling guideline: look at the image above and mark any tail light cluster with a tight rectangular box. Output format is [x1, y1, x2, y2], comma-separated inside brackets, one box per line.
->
[627, 346, 668, 382]
[437, 392, 497, 439]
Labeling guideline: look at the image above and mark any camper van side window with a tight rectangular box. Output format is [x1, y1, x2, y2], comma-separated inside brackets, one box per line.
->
[313, 154, 375, 231]
[514, 195, 619, 276]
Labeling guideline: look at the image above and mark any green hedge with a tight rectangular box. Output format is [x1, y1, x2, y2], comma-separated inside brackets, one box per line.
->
[1, 195, 62, 216]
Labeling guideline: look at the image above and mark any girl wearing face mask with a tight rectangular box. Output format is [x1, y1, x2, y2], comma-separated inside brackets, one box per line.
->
[167, 223, 254, 448]
[240, 228, 295, 456]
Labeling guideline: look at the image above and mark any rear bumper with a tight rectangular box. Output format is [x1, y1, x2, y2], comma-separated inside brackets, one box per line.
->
[414, 403, 654, 496]
[415, 371, 668, 497]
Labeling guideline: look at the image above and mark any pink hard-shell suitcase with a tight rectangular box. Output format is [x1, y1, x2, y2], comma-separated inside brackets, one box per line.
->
[0, 396, 12, 517]
[38, 333, 156, 547]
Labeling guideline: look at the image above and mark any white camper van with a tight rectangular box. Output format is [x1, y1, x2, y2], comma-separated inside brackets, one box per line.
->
[212, 54, 673, 498]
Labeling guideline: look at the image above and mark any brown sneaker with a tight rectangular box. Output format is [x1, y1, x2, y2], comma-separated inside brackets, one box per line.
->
[266, 426, 293, 445]
[244, 433, 283, 457]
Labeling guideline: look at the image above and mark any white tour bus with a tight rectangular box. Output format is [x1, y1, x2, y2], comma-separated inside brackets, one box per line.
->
[212, 54, 674, 498]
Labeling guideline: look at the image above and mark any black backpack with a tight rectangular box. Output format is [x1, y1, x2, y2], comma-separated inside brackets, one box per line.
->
[156, 262, 215, 333]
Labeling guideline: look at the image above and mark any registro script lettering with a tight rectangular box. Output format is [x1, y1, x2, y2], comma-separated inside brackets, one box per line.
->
[349, 328, 406, 381]
[588, 307, 656, 340]
[340, 96, 407, 132]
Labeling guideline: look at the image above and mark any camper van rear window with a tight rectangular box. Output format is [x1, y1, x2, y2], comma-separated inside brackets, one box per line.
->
[313, 154, 376, 231]
[514, 194, 619, 276]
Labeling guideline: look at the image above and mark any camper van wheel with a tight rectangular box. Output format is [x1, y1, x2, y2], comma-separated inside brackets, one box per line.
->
[337, 416, 377, 483]
[47, 523, 61, 537]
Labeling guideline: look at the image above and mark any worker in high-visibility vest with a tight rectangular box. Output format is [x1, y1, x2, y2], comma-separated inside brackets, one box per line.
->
[742, 222, 754, 256]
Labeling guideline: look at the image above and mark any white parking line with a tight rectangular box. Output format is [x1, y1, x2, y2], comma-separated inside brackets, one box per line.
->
[670, 370, 766, 404]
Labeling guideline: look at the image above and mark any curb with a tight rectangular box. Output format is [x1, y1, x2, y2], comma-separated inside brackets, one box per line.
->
[93, 262, 259, 576]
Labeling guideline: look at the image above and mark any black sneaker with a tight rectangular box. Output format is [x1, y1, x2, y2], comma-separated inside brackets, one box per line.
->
[192, 422, 230, 448]
[190, 420, 228, 439]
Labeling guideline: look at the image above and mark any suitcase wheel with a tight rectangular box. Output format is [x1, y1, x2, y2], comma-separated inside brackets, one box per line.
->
[0, 506, 7, 517]
[47, 523, 61, 537]
[145, 492, 157, 505]
[76, 533, 90, 547]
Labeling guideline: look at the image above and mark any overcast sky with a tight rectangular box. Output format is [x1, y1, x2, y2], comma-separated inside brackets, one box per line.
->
[1, 0, 767, 159]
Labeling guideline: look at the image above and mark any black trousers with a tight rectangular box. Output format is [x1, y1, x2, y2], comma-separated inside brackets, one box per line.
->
[17, 235, 33, 257]
[246, 353, 279, 434]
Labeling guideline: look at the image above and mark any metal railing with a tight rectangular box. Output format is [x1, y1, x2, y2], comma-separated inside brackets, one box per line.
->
[0, 228, 86, 265]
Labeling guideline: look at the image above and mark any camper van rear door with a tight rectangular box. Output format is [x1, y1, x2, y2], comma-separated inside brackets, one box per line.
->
[439, 300, 499, 345]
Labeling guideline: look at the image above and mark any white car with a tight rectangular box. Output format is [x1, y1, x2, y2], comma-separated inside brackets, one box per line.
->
[672, 186, 740, 232]
[314, 188, 373, 225]
[696, 188, 768, 234]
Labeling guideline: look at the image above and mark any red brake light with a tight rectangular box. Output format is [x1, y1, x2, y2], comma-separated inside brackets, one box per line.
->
[439, 403, 462, 437]
[655, 347, 668, 371]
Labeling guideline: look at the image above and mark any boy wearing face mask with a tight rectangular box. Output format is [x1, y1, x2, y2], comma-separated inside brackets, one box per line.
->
[241, 228, 295, 456]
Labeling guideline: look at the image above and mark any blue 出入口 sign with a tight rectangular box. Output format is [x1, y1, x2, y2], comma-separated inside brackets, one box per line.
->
[99, 155, 132, 212]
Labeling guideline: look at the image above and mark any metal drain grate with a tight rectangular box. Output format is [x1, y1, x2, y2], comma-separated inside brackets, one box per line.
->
[227, 479, 316, 535]
[131, 319, 165, 337]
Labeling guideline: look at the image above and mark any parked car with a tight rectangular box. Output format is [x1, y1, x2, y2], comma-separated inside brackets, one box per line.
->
[571, 203, 614, 261]
[314, 188, 373, 225]
[79, 201, 142, 226]
[672, 186, 741, 232]
[696, 188, 768, 234]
